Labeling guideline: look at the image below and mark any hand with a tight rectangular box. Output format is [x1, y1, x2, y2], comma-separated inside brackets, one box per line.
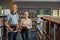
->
[18, 29, 21, 32]
[18, 28, 22, 32]
[9, 28, 13, 31]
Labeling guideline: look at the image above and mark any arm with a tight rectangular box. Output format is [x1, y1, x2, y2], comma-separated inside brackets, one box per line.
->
[5, 14, 13, 31]
[5, 20, 13, 31]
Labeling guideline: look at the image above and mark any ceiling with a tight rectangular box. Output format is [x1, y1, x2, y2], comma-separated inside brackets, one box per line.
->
[13, 0, 60, 2]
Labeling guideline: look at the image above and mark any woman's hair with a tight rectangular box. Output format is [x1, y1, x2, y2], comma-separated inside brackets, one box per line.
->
[24, 11, 29, 14]
[10, 3, 18, 13]
[13, 3, 18, 9]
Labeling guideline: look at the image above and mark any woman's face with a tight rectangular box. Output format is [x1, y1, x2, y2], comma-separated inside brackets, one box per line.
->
[11, 4, 18, 13]
[24, 12, 29, 18]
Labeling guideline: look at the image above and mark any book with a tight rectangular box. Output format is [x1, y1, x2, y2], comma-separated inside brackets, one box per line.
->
[53, 10, 58, 17]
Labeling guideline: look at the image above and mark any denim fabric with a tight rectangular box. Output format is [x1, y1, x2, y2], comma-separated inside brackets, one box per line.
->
[28, 29, 37, 40]
[16, 32, 22, 40]
[8, 32, 17, 40]
[22, 29, 37, 40]
[22, 30, 28, 40]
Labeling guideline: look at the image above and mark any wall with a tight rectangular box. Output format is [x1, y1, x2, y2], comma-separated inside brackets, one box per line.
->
[0, 0, 10, 9]
[0, 0, 60, 9]
[16, 2, 60, 9]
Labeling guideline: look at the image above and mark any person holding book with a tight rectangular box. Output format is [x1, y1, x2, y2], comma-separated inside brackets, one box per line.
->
[20, 11, 32, 40]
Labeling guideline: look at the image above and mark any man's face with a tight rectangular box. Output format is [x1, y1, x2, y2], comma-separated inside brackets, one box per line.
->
[11, 5, 17, 13]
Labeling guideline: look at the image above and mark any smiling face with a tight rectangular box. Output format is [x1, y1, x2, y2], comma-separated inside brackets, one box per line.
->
[11, 4, 18, 13]
[24, 11, 29, 19]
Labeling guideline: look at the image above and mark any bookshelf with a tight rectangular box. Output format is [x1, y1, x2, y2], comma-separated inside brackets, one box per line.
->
[41, 16, 60, 40]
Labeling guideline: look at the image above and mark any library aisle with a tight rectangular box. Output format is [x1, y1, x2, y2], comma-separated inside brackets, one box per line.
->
[0, 0, 60, 40]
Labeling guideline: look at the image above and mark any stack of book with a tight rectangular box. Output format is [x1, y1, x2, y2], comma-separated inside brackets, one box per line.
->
[0, 18, 3, 26]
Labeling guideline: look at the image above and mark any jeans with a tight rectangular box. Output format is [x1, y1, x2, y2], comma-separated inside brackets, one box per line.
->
[8, 32, 17, 40]
[22, 29, 37, 40]
[16, 32, 22, 40]
[22, 30, 28, 40]
[28, 29, 37, 40]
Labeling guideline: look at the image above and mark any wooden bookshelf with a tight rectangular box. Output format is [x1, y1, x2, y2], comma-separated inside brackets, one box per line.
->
[41, 16, 60, 40]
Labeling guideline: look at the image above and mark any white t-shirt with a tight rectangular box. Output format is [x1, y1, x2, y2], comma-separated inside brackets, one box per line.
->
[20, 18, 32, 29]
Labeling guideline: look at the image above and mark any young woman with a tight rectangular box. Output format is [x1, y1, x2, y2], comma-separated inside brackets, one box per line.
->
[5, 3, 22, 40]
[20, 11, 32, 40]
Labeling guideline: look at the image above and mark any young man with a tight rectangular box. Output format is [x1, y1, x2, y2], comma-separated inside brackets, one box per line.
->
[5, 3, 19, 40]
[20, 11, 32, 40]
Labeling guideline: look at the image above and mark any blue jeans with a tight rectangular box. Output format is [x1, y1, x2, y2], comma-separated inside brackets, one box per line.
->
[28, 29, 37, 40]
[8, 32, 17, 40]
[22, 30, 28, 40]
[16, 32, 22, 40]
[22, 29, 37, 40]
